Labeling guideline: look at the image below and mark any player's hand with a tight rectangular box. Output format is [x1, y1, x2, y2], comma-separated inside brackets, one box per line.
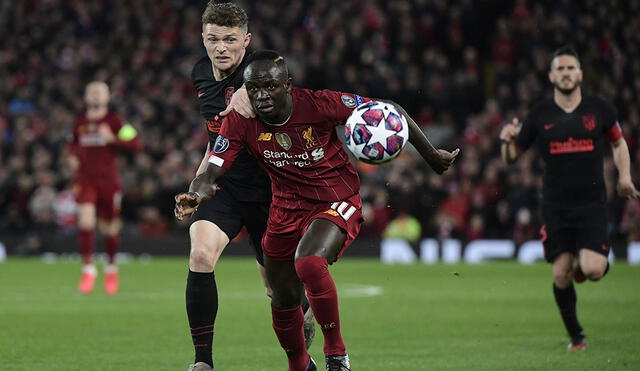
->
[617, 178, 640, 199]
[174, 192, 202, 221]
[432, 148, 460, 174]
[499, 118, 521, 143]
[98, 124, 116, 144]
[219, 86, 255, 118]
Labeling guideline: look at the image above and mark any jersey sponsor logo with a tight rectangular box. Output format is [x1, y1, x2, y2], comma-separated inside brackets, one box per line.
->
[262, 147, 325, 168]
[543, 123, 555, 130]
[225, 86, 235, 105]
[330, 201, 357, 221]
[302, 127, 318, 149]
[205, 118, 222, 133]
[549, 137, 594, 154]
[258, 132, 273, 141]
[213, 135, 229, 153]
[341, 94, 357, 108]
[275, 133, 292, 150]
[582, 114, 597, 131]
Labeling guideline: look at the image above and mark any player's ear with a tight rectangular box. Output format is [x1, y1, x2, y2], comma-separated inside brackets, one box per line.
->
[285, 77, 292, 93]
[548, 71, 554, 84]
[244, 32, 251, 47]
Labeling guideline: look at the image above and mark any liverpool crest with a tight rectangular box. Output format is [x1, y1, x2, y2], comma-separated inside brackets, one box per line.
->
[275, 133, 292, 150]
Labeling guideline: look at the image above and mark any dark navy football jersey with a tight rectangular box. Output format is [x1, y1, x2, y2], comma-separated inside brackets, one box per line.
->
[191, 54, 270, 202]
[516, 95, 622, 206]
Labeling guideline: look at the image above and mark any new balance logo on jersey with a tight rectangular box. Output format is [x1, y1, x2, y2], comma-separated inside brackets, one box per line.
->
[258, 133, 273, 141]
[330, 201, 356, 221]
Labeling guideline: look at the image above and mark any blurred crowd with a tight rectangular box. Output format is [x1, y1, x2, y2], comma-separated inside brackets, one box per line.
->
[1, 0, 639, 248]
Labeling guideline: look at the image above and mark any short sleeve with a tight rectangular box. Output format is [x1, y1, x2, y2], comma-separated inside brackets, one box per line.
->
[601, 100, 623, 142]
[208, 112, 246, 169]
[515, 110, 538, 151]
[310, 90, 370, 125]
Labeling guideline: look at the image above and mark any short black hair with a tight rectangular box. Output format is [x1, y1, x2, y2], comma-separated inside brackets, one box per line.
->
[247, 49, 288, 76]
[550, 46, 580, 69]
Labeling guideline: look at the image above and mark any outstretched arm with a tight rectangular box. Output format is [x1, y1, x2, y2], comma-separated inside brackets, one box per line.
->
[610, 137, 640, 199]
[382, 100, 459, 174]
[174, 161, 228, 221]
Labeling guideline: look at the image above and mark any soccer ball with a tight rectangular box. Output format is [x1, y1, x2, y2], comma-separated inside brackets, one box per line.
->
[344, 101, 409, 164]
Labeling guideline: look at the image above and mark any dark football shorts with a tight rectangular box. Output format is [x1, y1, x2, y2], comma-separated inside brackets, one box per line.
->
[74, 180, 121, 221]
[192, 188, 269, 266]
[540, 204, 610, 263]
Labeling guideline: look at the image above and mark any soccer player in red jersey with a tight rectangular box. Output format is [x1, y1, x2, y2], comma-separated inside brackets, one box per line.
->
[176, 50, 459, 371]
[500, 46, 639, 350]
[69, 81, 141, 295]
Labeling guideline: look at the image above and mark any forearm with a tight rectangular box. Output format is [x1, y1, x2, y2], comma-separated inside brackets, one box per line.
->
[381, 100, 440, 167]
[612, 139, 632, 180]
[195, 144, 211, 177]
[501, 141, 519, 164]
[188, 163, 227, 201]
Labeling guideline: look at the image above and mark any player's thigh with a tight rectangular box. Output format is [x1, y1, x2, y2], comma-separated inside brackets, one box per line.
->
[97, 215, 122, 236]
[551, 251, 574, 286]
[296, 219, 347, 263]
[77, 203, 97, 230]
[241, 201, 270, 267]
[264, 255, 303, 308]
[95, 186, 121, 223]
[578, 249, 608, 277]
[189, 220, 230, 265]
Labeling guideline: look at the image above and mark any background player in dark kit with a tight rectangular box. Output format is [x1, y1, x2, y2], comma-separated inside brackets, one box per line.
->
[500, 46, 640, 350]
[176, 50, 459, 371]
[70, 81, 141, 295]
[182, 3, 313, 371]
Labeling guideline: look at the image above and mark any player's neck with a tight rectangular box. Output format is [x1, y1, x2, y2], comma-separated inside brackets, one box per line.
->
[86, 106, 108, 120]
[553, 88, 582, 113]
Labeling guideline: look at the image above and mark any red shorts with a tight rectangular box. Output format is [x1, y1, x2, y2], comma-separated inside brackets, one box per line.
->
[263, 193, 363, 261]
[74, 180, 122, 221]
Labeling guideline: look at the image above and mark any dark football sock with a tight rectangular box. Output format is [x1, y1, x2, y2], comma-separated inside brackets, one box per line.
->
[186, 270, 218, 367]
[553, 283, 583, 339]
[78, 229, 94, 265]
[295, 255, 346, 356]
[272, 305, 309, 371]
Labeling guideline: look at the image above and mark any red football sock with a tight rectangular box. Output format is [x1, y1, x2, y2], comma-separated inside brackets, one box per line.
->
[271, 305, 309, 371]
[78, 229, 94, 265]
[105, 235, 119, 265]
[295, 255, 346, 356]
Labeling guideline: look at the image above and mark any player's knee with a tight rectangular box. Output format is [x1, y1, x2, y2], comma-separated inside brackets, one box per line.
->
[294, 255, 328, 283]
[582, 266, 605, 281]
[189, 244, 216, 271]
[553, 271, 572, 288]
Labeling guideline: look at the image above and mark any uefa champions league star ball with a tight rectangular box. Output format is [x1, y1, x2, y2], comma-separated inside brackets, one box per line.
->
[344, 101, 409, 164]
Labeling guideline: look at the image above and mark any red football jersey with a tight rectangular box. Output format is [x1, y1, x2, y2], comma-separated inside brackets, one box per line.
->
[70, 111, 141, 185]
[210, 88, 369, 208]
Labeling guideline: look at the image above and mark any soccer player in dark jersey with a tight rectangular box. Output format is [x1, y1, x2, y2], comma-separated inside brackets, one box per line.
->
[69, 81, 141, 295]
[500, 46, 640, 350]
[175, 50, 459, 371]
[182, 3, 312, 371]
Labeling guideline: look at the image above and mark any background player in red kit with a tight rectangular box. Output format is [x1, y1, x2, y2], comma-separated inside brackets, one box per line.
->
[500, 46, 639, 350]
[176, 50, 459, 371]
[69, 81, 141, 295]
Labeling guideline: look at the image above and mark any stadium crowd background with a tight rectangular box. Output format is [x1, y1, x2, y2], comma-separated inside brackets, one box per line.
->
[1, 0, 639, 254]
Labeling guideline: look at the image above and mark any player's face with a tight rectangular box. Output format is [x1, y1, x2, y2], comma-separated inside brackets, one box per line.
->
[244, 63, 292, 124]
[202, 24, 251, 73]
[549, 55, 582, 95]
[84, 82, 110, 108]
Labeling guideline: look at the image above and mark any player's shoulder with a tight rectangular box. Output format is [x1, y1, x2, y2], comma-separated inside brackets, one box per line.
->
[191, 55, 212, 82]
[106, 111, 124, 124]
[294, 87, 357, 107]
[583, 94, 615, 111]
[529, 97, 555, 114]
